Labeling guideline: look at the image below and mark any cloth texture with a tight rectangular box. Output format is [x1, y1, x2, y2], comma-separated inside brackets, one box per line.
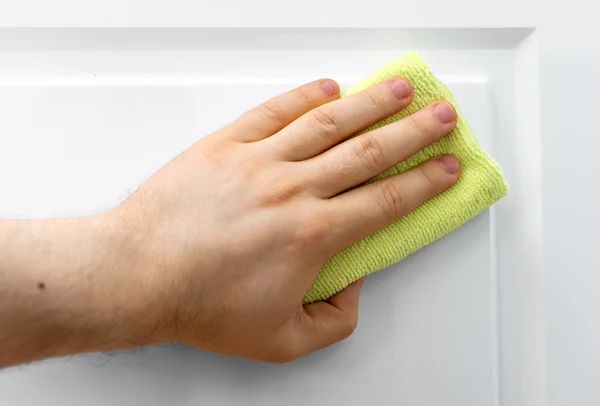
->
[303, 51, 508, 303]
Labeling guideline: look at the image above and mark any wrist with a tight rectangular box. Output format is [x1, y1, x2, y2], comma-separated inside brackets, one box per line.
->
[57, 214, 164, 352]
[38, 213, 172, 354]
[100, 209, 179, 346]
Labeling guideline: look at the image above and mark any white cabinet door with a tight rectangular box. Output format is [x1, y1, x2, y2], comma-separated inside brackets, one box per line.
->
[0, 2, 597, 406]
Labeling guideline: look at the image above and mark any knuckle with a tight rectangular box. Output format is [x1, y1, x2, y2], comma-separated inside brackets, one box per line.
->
[295, 86, 313, 105]
[258, 183, 300, 207]
[408, 115, 431, 137]
[356, 136, 386, 172]
[264, 349, 298, 364]
[311, 107, 342, 139]
[361, 89, 384, 110]
[259, 100, 288, 125]
[339, 315, 359, 341]
[418, 166, 438, 192]
[292, 215, 329, 250]
[377, 180, 405, 217]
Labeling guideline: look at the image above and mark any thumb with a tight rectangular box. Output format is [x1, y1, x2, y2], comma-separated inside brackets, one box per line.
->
[296, 278, 365, 355]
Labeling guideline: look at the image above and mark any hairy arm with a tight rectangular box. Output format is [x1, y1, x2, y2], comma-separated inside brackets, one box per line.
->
[0, 215, 161, 367]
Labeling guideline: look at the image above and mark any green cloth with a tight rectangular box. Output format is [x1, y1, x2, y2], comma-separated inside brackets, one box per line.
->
[303, 51, 508, 303]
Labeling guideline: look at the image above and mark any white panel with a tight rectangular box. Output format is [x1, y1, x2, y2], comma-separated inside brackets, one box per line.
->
[0, 28, 541, 406]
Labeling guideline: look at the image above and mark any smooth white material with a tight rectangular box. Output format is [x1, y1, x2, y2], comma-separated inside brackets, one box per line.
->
[0, 29, 528, 406]
[0, 2, 596, 404]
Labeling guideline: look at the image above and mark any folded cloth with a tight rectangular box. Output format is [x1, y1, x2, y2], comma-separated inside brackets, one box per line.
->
[303, 51, 508, 303]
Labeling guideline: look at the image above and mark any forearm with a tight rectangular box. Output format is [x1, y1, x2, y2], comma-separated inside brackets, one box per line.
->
[0, 215, 161, 367]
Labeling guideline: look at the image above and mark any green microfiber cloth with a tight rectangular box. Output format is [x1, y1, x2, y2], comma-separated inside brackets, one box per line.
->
[303, 51, 508, 304]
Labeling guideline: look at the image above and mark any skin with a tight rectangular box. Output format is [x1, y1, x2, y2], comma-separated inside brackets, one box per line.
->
[0, 76, 460, 367]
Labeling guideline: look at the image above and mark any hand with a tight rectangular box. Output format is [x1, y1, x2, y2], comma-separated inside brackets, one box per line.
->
[0, 76, 460, 367]
[111, 76, 460, 362]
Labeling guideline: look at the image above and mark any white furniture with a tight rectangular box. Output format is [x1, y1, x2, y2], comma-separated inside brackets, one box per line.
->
[0, 2, 597, 405]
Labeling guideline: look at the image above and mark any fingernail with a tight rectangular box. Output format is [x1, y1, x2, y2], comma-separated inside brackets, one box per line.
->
[437, 156, 460, 174]
[433, 101, 456, 123]
[390, 79, 412, 99]
[320, 79, 339, 96]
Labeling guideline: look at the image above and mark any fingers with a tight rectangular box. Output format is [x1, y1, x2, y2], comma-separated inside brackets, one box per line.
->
[228, 79, 340, 142]
[326, 156, 460, 250]
[307, 101, 457, 197]
[267, 77, 414, 160]
[285, 279, 365, 360]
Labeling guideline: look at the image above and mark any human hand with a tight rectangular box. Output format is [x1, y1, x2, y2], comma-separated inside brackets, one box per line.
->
[110, 77, 460, 362]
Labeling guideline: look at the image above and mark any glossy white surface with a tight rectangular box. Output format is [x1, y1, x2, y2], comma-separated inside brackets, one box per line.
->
[0, 3, 595, 403]
[0, 30, 517, 405]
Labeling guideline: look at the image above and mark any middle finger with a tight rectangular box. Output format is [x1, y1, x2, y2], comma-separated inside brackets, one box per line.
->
[305, 100, 457, 198]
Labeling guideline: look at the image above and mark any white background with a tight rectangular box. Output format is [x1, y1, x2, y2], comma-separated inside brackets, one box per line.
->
[0, 1, 599, 405]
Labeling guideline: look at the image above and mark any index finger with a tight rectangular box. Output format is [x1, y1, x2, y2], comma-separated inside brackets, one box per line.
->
[227, 79, 340, 142]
